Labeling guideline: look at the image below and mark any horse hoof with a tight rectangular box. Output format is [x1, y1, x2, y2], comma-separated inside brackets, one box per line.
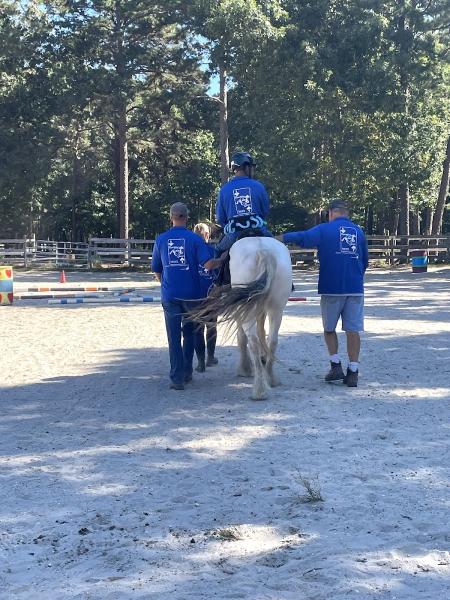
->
[251, 394, 267, 401]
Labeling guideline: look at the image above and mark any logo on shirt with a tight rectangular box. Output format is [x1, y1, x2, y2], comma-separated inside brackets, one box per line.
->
[167, 239, 188, 268]
[233, 187, 253, 215]
[339, 226, 358, 254]
[198, 264, 211, 278]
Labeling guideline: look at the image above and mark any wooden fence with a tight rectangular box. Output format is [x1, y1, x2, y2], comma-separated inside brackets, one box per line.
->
[0, 235, 449, 269]
[0, 238, 155, 268]
[291, 235, 450, 266]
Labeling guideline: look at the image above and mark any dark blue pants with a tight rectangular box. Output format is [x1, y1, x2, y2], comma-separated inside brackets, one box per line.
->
[162, 300, 201, 385]
[195, 320, 218, 361]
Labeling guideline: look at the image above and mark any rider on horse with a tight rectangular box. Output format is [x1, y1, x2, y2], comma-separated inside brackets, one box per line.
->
[215, 151, 272, 255]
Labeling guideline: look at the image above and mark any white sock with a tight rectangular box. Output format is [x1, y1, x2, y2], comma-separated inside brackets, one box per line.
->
[330, 354, 340, 364]
[349, 361, 359, 372]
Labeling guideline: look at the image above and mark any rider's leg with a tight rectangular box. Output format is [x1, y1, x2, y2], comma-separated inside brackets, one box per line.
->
[214, 232, 237, 255]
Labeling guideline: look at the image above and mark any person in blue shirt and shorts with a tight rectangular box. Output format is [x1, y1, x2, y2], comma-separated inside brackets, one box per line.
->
[193, 222, 219, 372]
[215, 151, 272, 253]
[277, 198, 368, 387]
[152, 203, 222, 390]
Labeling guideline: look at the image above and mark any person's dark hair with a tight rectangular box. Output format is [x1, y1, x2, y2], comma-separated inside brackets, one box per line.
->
[328, 198, 348, 212]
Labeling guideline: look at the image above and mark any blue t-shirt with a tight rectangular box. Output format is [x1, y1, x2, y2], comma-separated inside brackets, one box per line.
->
[197, 244, 216, 298]
[283, 217, 369, 295]
[151, 226, 212, 302]
[216, 175, 270, 227]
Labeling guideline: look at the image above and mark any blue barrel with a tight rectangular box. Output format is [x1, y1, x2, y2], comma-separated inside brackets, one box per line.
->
[410, 250, 428, 273]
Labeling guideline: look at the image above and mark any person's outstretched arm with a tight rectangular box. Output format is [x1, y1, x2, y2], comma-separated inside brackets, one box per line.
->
[276, 225, 323, 249]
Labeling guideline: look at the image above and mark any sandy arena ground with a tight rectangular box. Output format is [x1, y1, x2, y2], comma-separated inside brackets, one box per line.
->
[1, 267, 449, 599]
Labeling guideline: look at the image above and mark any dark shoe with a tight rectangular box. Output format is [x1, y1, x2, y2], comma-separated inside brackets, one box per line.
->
[206, 355, 218, 367]
[344, 368, 358, 387]
[184, 374, 193, 384]
[195, 359, 206, 373]
[170, 382, 184, 390]
[325, 361, 345, 382]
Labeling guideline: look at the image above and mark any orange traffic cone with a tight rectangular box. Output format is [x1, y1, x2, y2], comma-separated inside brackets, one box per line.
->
[59, 270, 67, 284]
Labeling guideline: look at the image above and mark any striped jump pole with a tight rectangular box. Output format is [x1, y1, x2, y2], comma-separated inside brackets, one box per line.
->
[48, 296, 161, 305]
[48, 295, 314, 306]
[24, 286, 137, 293]
[15, 292, 138, 300]
[15, 291, 142, 300]
[287, 296, 317, 302]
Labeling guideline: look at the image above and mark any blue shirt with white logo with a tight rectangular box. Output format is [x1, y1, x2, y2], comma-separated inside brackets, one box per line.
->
[216, 175, 270, 227]
[283, 217, 369, 295]
[151, 226, 212, 302]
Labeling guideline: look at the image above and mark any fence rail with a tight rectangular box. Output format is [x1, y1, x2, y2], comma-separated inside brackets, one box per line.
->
[0, 235, 449, 268]
[289, 235, 450, 266]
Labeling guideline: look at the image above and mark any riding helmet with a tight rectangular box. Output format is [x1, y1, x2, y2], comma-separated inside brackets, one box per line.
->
[230, 152, 256, 171]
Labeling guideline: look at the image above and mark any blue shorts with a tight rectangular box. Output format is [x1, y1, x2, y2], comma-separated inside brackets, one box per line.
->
[320, 295, 364, 332]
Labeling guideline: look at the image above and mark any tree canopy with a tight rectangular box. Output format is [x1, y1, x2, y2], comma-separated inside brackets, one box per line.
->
[1, 0, 449, 239]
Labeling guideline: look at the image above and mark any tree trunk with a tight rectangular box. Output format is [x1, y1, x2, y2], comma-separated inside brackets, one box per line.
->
[424, 206, 433, 235]
[70, 125, 81, 242]
[366, 204, 374, 235]
[113, 135, 121, 237]
[431, 134, 450, 235]
[117, 103, 129, 239]
[410, 208, 420, 235]
[71, 151, 80, 243]
[396, 12, 411, 241]
[219, 64, 229, 185]
[390, 193, 400, 235]
[398, 183, 410, 261]
[398, 182, 410, 236]
[114, 2, 129, 239]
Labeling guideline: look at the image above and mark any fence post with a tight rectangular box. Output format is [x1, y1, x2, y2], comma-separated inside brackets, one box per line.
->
[88, 237, 92, 269]
[23, 237, 28, 267]
[390, 236, 395, 266]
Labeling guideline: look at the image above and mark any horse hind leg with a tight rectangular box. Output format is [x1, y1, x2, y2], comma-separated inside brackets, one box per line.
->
[237, 324, 253, 377]
[244, 322, 269, 400]
[265, 309, 283, 388]
[257, 313, 267, 365]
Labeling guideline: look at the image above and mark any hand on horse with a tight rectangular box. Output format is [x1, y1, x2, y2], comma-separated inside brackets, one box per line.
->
[204, 256, 226, 271]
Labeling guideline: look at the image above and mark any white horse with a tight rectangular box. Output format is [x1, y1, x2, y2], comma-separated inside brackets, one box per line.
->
[193, 236, 292, 400]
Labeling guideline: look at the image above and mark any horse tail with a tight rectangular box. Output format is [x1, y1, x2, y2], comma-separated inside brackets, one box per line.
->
[190, 249, 276, 331]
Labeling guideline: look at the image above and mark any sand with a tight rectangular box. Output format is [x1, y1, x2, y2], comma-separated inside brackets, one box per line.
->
[1, 267, 449, 599]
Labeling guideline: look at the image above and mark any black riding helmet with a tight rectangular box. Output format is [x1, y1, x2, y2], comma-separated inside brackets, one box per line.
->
[230, 151, 256, 172]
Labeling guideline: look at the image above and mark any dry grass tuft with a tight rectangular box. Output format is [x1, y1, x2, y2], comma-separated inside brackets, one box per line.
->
[296, 474, 324, 503]
[214, 527, 242, 541]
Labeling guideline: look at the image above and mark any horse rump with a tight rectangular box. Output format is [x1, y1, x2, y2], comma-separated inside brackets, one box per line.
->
[188, 251, 275, 331]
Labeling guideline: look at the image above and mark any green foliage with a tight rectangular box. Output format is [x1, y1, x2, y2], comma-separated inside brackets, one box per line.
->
[228, 0, 450, 232]
[0, 0, 449, 238]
